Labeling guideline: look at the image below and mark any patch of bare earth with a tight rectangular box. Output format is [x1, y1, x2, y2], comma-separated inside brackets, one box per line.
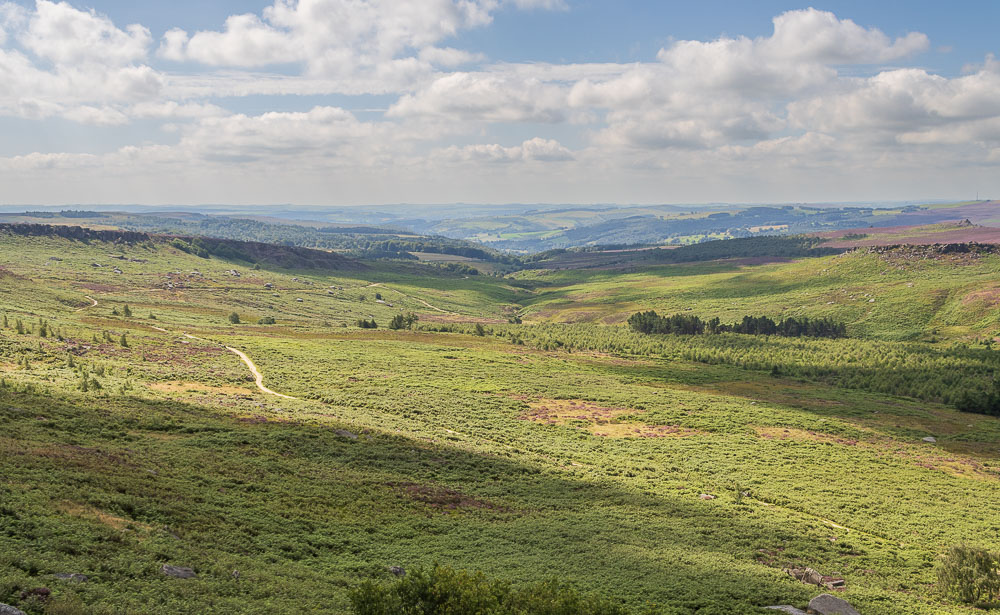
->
[519, 398, 700, 439]
[392, 482, 505, 512]
[149, 381, 255, 396]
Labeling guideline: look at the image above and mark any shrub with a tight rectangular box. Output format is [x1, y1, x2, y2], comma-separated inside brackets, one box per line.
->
[228, 312, 241, 324]
[258, 316, 276, 325]
[349, 565, 635, 615]
[938, 545, 1000, 605]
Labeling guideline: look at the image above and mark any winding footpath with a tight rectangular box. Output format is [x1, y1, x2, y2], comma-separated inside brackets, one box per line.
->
[76, 296, 98, 312]
[174, 332, 297, 400]
[79, 291, 294, 400]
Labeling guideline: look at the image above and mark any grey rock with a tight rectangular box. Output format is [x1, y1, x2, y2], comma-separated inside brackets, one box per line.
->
[334, 429, 358, 440]
[765, 607, 808, 615]
[388, 566, 406, 577]
[808, 593, 860, 615]
[0, 605, 26, 615]
[922, 436, 937, 443]
[161, 564, 197, 579]
[53, 573, 88, 583]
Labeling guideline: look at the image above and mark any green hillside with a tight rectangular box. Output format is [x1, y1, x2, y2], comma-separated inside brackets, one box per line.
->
[2, 228, 1000, 614]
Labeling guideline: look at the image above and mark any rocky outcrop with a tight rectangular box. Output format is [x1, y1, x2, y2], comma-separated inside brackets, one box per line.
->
[161, 564, 197, 579]
[785, 567, 845, 590]
[808, 593, 861, 615]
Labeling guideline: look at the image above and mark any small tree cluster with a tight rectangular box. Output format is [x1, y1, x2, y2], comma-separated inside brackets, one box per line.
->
[356, 318, 378, 329]
[388, 313, 419, 330]
[627, 311, 847, 339]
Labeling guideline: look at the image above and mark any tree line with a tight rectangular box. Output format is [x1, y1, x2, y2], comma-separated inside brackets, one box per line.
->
[627, 310, 847, 339]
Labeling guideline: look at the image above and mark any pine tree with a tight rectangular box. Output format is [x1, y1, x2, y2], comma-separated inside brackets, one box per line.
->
[120, 333, 128, 347]
[123, 304, 132, 317]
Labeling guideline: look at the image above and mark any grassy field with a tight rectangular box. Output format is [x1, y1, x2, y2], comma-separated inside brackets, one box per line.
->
[514, 248, 1000, 341]
[3, 230, 1000, 614]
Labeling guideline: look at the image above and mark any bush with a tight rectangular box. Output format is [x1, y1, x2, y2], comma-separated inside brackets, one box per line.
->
[258, 316, 276, 325]
[228, 312, 241, 324]
[938, 545, 1000, 605]
[349, 565, 637, 615]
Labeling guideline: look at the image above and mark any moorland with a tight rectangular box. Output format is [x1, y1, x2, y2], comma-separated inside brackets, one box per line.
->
[3, 207, 1000, 614]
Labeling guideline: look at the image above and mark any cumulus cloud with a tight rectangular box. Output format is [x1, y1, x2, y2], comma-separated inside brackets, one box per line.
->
[765, 8, 928, 64]
[439, 137, 573, 163]
[388, 71, 568, 122]
[2, 3, 999, 205]
[157, 0, 563, 87]
[20, 0, 151, 65]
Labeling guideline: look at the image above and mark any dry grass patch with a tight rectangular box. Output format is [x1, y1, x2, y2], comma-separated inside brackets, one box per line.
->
[57, 501, 153, 532]
[520, 398, 700, 439]
[149, 381, 255, 396]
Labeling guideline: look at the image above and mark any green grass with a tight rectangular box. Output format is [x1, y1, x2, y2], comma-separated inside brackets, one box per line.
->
[3, 231, 1000, 614]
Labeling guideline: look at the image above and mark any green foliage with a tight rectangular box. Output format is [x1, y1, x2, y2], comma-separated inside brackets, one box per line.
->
[356, 318, 378, 329]
[937, 545, 1000, 606]
[627, 311, 846, 339]
[389, 313, 419, 330]
[123, 304, 132, 317]
[258, 316, 276, 325]
[228, 312, 241, 324]
[954, 378, 1000, 416]
[349, 565, 633, 615]
[119, 333, 128, 347]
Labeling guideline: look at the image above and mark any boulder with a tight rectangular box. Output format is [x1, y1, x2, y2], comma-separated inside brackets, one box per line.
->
[334, 429, 358, 440]
[922, 436, 937, 443]
[807, 593, 860, 615]
[53, 573, 88, 583]
[699, 494, 716, 500]
[161, 564, 197, 579]
[388, 566, 406, 577]
[0, 604, 26, 615]
[765, 607, 808, 615]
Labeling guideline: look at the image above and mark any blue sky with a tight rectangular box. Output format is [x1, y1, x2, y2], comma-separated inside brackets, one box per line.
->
[1, 1, 998, 205]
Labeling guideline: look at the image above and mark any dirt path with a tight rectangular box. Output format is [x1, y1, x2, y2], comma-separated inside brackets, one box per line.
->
[366, 283, 456, 314]
[167, 331, 297, 399]
[76, 296, 98, 312]
[223, 345, 296, 400]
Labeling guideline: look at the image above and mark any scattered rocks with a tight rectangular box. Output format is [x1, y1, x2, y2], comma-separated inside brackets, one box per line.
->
[698, 494, 715, 500]
[333, 429, 358, 440]
[0, 604, 27, 615]
[161, 564, 197, 579]
[807, 593, 860, 615]
[922, 436, 937, 443]
[765, 607, 808, 615]
[388, 566, 406, 577]
[785, 567, 845, 590]
[52, 573, 88, 583]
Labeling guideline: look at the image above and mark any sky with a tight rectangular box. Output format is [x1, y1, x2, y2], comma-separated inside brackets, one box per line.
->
[1, 1, 999, 206]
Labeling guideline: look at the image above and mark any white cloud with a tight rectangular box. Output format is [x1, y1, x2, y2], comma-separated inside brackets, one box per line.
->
[2, 3, 999, 205]
[157, 0, 554, 78]
[388, 71, 569, 122]
[439, 137, 573, 163]
[20, 0, 151, 66]
[764, 8, 928, 64]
